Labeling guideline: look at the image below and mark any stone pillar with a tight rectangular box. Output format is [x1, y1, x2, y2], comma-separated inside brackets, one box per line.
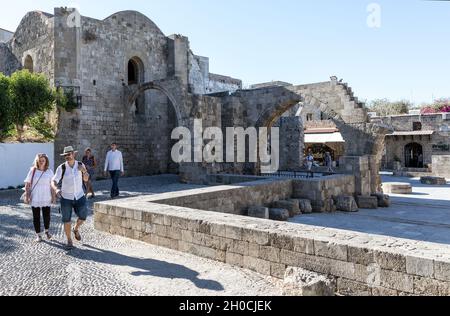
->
[167, 34, 189, 87]
[339, 156, 371, 196]
[279, 116, 304, 171]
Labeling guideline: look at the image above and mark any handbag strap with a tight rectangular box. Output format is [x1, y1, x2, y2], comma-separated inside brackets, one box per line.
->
[30, 169, 45, 193]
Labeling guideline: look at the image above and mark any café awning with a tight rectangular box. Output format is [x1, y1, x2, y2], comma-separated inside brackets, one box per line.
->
[304, 129, 345, 143]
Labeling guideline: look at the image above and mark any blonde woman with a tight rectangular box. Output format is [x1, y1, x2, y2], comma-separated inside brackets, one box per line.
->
[24, 154, 56, 242]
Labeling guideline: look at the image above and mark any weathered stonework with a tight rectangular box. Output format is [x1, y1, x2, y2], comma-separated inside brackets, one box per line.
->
[94, 177, 450, 296]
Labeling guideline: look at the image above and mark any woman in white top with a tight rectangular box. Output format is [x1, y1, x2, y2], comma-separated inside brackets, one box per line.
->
[24, 153, 56, 242]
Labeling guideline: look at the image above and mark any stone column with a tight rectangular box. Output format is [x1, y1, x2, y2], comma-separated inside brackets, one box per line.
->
[279, 116, 304, 171]
[339, 156, 371, 196]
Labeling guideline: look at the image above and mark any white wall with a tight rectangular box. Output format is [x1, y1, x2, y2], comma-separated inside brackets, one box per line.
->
[0, 143, 54, 189]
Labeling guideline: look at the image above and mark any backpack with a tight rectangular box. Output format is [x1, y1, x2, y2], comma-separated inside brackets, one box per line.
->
[58, 162, 87, 194]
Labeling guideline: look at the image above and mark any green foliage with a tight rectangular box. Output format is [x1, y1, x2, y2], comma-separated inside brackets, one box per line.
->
[27, 108, 55, 141]
[55, 87, 78, 112]
[8, 70, 54, 140]
[0, 73, 12, 137]
[368, 99, 411, 116]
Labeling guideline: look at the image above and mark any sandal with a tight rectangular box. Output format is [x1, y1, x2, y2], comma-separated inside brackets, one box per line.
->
[73, 229, 82, 242]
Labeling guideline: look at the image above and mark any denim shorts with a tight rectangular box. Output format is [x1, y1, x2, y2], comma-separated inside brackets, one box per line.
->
[61, 196, 88, 223]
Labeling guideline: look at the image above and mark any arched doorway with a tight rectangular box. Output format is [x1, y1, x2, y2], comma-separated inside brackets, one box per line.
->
[24, 55, 33, 72]
[127, 57, 145, 114]
[404, 143, 423, 168]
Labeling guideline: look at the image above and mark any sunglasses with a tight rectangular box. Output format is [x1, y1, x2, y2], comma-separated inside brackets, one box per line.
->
[38, 154, 48, 158]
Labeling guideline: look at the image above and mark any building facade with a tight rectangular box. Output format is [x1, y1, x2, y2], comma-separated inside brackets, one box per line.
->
[371, 113, 450, 170]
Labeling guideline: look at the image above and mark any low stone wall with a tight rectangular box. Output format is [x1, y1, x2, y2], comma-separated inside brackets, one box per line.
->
[94, 194, 450, 296]
[433, 155, 450, 179]
[147, 178, 293, 215]
[292, 175, 355, 212]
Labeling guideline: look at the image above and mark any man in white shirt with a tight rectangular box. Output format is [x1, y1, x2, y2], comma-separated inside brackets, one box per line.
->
[104, 143, 125, 199]
[51, 146, 90, 250]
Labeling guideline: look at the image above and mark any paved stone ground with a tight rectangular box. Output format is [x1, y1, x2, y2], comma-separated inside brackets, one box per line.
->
[0, 175, 282, 296]
[291, 175, 450, 245]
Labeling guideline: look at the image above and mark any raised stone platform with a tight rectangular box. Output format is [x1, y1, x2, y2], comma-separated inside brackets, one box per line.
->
[94, 177, 450, 296]
[382, 182, 413, 195]
[420, 176, 447, 186]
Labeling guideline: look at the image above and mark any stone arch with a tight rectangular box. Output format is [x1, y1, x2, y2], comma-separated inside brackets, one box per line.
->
[127, 80, 184, 127]
[255, 93, 344, 129]
[24, 55, 33, 73]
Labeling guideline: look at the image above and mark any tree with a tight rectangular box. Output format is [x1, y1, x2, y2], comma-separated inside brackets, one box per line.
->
[368, 99, 411, 116]
[8, 70, 54, 141]
[0, 73, 11, 137]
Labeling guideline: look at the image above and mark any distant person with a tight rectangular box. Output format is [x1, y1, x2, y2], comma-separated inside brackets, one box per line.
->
[325, 152, 334, 173]
[51, 146, 90, 250]
[418, 153, 424, 168]
[305, 152, 314, 171]
[104, 143, 125, 199]
[24, 153, 55, 242]
[82, 148, 97, 199]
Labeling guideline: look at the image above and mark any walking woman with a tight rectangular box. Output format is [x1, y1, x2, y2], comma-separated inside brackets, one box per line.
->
[82, 148, 97, 199]
[24, 153, 56, 242]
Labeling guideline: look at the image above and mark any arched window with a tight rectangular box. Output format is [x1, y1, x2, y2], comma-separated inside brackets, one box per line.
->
[127, 57, 144, 85]
[127, 57, 145, 114]
[24, 55, 33, 73]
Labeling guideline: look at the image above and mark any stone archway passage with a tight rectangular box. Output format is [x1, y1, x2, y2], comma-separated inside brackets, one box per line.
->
[126, 77, 188, 127]
[24, 55, 33, 72]
[405, 142, 424, 168]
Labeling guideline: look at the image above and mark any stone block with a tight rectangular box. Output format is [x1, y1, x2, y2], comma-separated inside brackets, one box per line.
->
[283, 267, 336, 296]
[356, 195, 378, 209]
[406, 256, 434, 278]
[272, 200, 301, 217]
[314, 240, 348, 261]
[420, 176, 447, 185]
[371, 193, 391, 207]
[382, 182, 412, 194]
[269, 208, 290, 221]
[380, 270, 414, 293]
[335, 196, 359, 212]
[247, 206, 269, 219]
[298, 199, 313, 214]
[271, 263, 287, 279]
[337, 278, 371, 296]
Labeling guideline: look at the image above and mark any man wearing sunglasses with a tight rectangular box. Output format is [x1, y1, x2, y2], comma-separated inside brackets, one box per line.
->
[51, 146, 90, 250]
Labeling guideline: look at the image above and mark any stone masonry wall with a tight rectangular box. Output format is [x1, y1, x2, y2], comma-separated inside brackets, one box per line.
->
[432, 155, 450, 179]
[94, 183, 450, 296]
[3, 11, 54, 80]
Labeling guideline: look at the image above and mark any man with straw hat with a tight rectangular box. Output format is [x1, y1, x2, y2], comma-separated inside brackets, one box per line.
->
[51, 146, 90, 250]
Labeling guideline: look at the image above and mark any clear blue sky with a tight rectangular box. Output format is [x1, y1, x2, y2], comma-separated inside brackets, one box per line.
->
[2, 0, 450, 105]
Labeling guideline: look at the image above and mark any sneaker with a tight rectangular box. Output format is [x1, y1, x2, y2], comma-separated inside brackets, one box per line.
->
[35, 235, 43, 243]
[45, 232, 52, 240]
[72, 228, 82, 242]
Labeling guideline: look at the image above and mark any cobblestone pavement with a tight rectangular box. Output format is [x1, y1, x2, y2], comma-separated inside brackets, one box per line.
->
[0, 175, 282, 296]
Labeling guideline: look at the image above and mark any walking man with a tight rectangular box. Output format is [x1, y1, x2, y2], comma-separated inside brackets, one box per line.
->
[104, 143, 124, 199]
[51, 146, 90, 250]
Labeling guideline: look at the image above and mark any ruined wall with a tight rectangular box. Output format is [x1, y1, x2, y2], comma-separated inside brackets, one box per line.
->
[373, 114, 450, 169]
[0, 44, 21, 76]
[2, 11, 54, 79]
[54, 9, 176, 177]
[207, 73, 242, 94]
[0, 29, 13, 43]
